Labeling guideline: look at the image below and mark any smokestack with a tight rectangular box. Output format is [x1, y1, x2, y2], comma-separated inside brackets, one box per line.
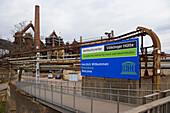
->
[35, 5, 40, 49]
[80, 36, 82, 43]
[111, 30, 114, 38]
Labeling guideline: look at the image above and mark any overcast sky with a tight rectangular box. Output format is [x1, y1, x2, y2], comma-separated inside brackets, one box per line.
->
[0, 0, 170, 53]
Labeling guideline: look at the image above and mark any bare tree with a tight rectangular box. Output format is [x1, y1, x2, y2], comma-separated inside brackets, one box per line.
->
[11, 20, 27, 35]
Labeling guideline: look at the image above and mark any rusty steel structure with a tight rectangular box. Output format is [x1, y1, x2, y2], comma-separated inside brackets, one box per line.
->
[137, 27, 161, 90]
[7, 26, 162, 89]
[0, 5, 165, 90]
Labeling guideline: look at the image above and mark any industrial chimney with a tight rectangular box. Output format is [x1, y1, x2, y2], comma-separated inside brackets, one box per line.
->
[34, 5, 40, 49]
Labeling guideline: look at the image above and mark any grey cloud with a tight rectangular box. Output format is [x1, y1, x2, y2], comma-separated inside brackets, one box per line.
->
[0, 0, 170, 53]
[155, 24, 170, 33]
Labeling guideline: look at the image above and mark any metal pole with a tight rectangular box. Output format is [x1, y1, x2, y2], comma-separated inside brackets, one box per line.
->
[25, 82, 26, 92]
[75, 82, 76, 88]
[39, 83, 40, 98]
[75, 82, 76, 94]
[51, 85, 53, 102]
[95, 82, 97, 98]
[27, 82, 28, 92]
[128, 83, 130, 103]
[67, 82, 69, 93]
[47, 80, 48, 90]
[36, 50, 40, 84]
[73, 87, 76, 110]
[44, 84, 46, 100]
[117, 91, 119, 113]
[61, 86, 63, 105]
[84, 81, 86, 95]
[166, 103, 168, 113]
[110, 83, 112, 100]
[55, 81, 57, 92]
[91, 88, 93, 113]
[31, 83, 32, 95]
[34, 84, 36, 97]
[28, 82, 30, 93]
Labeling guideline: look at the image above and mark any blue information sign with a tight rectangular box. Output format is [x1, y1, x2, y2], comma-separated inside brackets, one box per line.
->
[81, 38, 139, 80]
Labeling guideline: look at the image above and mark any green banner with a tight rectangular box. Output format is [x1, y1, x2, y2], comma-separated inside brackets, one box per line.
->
[82, 48, 137, 59]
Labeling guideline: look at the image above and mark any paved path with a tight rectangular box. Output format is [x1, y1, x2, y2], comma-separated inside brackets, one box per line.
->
[17, 80, 136, 113]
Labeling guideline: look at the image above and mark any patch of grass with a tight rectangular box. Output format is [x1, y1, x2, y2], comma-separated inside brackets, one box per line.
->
[0, 92, 6, 113]
[0, 102, 5, 113]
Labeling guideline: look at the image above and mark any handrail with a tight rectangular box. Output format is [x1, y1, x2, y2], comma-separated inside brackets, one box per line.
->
[124, 95, 170, 113]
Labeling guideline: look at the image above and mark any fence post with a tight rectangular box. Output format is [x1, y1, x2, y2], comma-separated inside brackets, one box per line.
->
[44, 84, 46, 100]
[61, 85, 63, 105]
[51, 85, 53, 102]
[128, 83, 130, 103]
[73, 87, 76, 110]
[91, 88, 93, 113]
[67, 82, 69, 93]
[55, 81, 57, 92]
[28, 82, 30, 94]
[34, 84, 36, 97]
[31, 83, 32, 95]
[27, 82, 29, 93]
[110, 83, 112, 100]
[83, 81, 85, 95]
[95, 82, 97, 98]
[39, 83, 40, 98]
[75, 82, 77, 94]
[47, 80, 48, 90]
[117, 91, 119, 113]
[75, 82, 76, 88]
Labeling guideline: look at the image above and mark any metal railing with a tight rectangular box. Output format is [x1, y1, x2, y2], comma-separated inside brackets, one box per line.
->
[125, 95, 170, 113]
[15, 79, 168, 113]
[30, 80, 161, 99]
[23, 79, 165, 105]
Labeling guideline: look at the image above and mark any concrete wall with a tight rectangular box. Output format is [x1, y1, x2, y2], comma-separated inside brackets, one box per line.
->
[5, 83, 60, 113]
[63, 69, 82, 81]
[82, 68, 170, 104]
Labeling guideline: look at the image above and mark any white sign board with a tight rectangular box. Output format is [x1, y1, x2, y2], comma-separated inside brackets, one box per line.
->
[69, 73, 78, 81]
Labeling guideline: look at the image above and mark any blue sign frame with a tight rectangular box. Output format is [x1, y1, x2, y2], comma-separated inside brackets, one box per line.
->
[81, 38, 139, 80]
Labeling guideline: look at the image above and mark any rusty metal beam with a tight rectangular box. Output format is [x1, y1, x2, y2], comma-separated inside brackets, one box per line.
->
[7, 31, 146, 57]
[137, 27, 161, 50]
[21, 22, 35, 33]
[137, 27, 161, 90]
